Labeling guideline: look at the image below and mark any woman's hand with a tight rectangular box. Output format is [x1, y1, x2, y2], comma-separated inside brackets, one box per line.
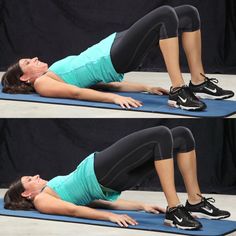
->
[113, 95, 143, 109]
[108, 213, 138, 227]
[143, 203, 166, 214]
[147, 86, 169, 95]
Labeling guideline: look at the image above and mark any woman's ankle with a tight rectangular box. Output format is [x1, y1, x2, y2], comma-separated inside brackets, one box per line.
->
[187, 194, 202, 205]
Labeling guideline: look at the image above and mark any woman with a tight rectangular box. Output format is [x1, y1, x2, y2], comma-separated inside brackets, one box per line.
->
[1, 5, 234, 111]
[4, 126, 230, 230]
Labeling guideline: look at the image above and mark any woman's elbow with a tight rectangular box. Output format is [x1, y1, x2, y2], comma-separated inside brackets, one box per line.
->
[109, 82, 122, 91]
[71, 89, 83, 99]
[68, 207, 78, 217]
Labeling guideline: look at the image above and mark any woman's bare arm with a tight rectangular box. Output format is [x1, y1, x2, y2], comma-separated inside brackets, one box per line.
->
[34, 193, 113, 220]
[34, 193, 138, 227]
[89, 199, 166, 213]
[91, 82, 169, 95]
[89, 199, 143, 210]
[33, 76, 142, 108]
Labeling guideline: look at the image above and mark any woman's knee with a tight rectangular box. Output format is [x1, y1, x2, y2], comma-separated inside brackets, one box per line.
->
[146, 126, 173, 160]
[184, 5, 201, 28]
[175, 5, 201, 31]
[143, 126, 173, 144]
[171, 126, 195, 152]
[155, 6, 179, 39]
[183, 5, 200, 19]
[147, 126, 171, 138]
[158, 5, 177, 17]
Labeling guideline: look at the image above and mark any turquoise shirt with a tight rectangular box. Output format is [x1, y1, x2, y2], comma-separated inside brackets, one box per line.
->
[49, 33, 124, 88]
[47, 153, 121, 206]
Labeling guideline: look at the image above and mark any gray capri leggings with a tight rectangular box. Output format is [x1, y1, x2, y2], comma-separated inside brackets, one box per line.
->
[94, 126, 195, 191]
[110, 5, 201, 73]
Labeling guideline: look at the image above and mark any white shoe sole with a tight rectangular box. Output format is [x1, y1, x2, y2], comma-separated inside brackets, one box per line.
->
[168, 100, 204, 111]
[190, 212, 230, 220]
[164, 219, 200, 230]
[194, 92, 234, 100]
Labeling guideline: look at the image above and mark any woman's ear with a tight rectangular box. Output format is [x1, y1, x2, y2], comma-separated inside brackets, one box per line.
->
[21, 191, 31, 199]
[20, 74, 30, 82]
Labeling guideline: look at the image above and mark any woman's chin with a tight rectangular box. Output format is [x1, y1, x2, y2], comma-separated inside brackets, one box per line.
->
[44, 65, 49, 71]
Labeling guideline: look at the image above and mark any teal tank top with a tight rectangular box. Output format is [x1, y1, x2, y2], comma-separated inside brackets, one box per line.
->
[49, 33, 124, 88]
[47, 153, 121, 206]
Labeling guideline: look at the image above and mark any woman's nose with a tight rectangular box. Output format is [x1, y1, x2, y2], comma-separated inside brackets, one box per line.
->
[34, 174, 39, 179]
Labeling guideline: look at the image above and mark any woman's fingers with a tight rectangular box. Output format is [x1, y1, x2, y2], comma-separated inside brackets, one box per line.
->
[149, 205, 166, 214]
[127, 101, 138, 108]
[117, 220, 125, 227]
[160, 87, 169, 94]
[144, 204, 166, 214]
[114, 95, 143, 109]
[156, 206, 166, 213]
[123, 98, 142, 108]
[156, 87, 169, 94]
[122, 98, 143, 109]
[120, 103, 126, 109]
[122, 101, 131, 109]
[115, 214, 138, 227]
[149, 209, 159, 214]
[151, 205, 166, 213]
[149, 87, 169, 95]
[131, 98, 143, 107]
[124, 215, 138, 225]
[120, 219, 129, 227]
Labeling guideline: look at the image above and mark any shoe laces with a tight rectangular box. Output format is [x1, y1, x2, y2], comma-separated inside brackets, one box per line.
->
[197, 193, 218, 210]
[170, 85, 187, 93]
[171, 85, 199, 98]
[200, 73, 219, 85]
[181, 206, 196, 220]
[181, 86, 201, 101]
[170, 204, 194, 219]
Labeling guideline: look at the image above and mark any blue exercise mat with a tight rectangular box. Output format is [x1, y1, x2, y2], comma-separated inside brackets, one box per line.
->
[0, 84, 236, 117]
[0, 199, 235, 235]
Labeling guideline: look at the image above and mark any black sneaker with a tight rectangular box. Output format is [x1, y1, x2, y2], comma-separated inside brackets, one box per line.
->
[185, 195, 231, 220]
[165, 205, 202, 230]
[189, 73, 234, 100]
[168, 85, 206, 111]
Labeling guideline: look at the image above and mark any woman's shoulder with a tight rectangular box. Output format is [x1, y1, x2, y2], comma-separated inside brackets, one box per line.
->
[45, 71, 65, 82]
[33, 72, 66, 93]
[33, 186, 60, 205]
[34, 71, 64, 84]
[41, 185, 61, 198]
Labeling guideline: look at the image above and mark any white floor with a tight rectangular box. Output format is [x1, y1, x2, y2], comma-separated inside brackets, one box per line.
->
[0, 189, 236, 236]
[0, 72, 235, 118]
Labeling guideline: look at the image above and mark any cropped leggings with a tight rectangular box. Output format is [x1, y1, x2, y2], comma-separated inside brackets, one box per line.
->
[110, 5, 201, 73]
[94, 126, 195, 192]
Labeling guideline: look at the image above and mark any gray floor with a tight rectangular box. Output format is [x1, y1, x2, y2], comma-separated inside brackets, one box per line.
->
[0, 189, 236, 236]
[0, 72, 235, 118]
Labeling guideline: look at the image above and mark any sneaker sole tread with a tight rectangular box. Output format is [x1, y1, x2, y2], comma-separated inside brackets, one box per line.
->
[190, 212, 230, 220]
[164, 219, 201, 230]
[194, 92, 234, 100]
[168, 100, 205, 111]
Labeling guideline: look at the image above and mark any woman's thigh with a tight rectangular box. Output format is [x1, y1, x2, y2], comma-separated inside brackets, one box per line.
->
[110, 6, 178, 73]
[94, 126, 173, 190]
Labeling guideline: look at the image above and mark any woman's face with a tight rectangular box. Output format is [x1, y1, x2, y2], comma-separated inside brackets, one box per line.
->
[19, 57, 48, 82]
[21, 175, 47, 198]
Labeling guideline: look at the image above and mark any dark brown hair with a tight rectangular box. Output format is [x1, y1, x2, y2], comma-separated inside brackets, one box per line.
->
[4, 179, 35, 210]
[1, 63, 35, 94]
